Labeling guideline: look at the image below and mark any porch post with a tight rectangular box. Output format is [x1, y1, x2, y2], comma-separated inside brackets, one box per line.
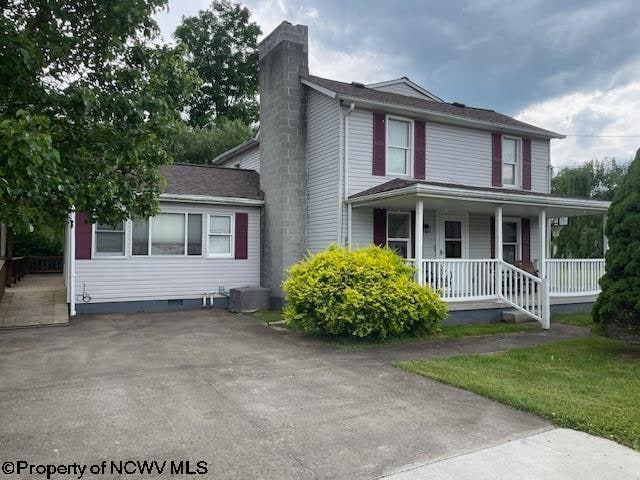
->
[69, 210, 77, 317]
[347, 203, 353, 250]
[539, 208, 547, 279]
[603, 213, 609, 254]
[415, 199, 424, 284]
[539, 208, 550, 329]
[495, 205, 503, 299]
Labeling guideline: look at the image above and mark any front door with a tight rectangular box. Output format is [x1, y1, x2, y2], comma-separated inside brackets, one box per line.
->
[439, 215, 467, 259]
[438, 215, 468, 295]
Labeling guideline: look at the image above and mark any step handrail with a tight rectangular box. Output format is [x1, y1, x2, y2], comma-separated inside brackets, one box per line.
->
[498, 259, 550, 329]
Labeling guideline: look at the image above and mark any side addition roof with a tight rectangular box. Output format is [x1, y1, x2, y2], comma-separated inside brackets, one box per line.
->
[160, 163, 263, 204]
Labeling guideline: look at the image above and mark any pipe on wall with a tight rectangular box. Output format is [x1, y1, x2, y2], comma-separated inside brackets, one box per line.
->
[339, 101, 356, 245]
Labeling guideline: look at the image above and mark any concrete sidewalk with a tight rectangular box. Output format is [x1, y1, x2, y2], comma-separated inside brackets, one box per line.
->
[384, 428, 640, 480]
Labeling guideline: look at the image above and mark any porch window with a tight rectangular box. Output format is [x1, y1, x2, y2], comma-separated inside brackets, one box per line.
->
[502, 137, 520, 187]
[208, 214, 233, 257]
[387, 212, 411, 258]
[132, 213, 202, 256]
[95, 222, 125, 257]
[387, 118, 412, 175]
[502, 221, 519, 264]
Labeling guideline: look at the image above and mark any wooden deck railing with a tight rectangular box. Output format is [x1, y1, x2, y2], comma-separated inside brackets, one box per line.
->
[28, 256, 64, 274]
[6, 256, 28, 286]
[0, 259, 7, 302]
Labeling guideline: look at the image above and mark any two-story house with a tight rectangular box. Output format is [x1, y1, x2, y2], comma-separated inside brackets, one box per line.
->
[65, 21, 609, 327]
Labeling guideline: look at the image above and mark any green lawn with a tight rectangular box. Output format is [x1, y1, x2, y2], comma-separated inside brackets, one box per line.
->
[553, 312, 594, 327]
[252, 310, 537, 348]
[398, 336, 640, 450]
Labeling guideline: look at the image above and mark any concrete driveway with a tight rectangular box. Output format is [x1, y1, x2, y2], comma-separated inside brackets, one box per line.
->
[0, 310, 554, 479]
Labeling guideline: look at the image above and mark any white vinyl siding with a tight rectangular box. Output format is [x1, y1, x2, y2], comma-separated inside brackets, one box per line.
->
[75, 202, 260, 303]
[346, 108, 550, 195]
[531, 139, 551, 193]
[425, 122, 493, 187]
[221, 146, 260, 172]
[306, 89, 341, 252]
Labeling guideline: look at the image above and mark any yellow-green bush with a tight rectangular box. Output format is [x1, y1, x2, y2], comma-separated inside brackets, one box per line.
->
[283, 245, 448, 339]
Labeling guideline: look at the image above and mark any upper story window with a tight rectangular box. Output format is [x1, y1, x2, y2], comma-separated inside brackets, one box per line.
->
[387, 118, 412, 176]
[502, 137, 521, 187]
[387, 212, 411, 258]
[132, 213, 202, 256]
[95, 222, 125, 257]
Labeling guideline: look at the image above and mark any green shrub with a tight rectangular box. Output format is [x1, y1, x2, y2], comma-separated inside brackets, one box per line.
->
[593, 148, 640, 332]
[283, 245, 448, 339]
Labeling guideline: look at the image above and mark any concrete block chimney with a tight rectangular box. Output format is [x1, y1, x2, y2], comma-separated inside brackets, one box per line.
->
[258, 22, 309, 304]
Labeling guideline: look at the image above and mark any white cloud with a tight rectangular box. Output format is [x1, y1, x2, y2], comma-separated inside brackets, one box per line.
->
[516, 80, 640, 168]
[243, 0, 400, 83]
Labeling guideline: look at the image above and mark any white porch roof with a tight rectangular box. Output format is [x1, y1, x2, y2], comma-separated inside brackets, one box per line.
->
[347, 179, 610, 218]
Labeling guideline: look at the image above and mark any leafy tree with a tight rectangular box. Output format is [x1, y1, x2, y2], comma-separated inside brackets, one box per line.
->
[174, 0, 261, 127]
[166, 118, 253, 165]
[0, 0, 199, 234]
[551, 159, 628, 258]
[593, 149, 640, 332]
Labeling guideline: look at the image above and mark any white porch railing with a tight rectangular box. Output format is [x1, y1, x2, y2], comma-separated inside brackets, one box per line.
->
[414, 257, 605, 329]
[546, 259, 605, 296]
[421, 259, 497, 301]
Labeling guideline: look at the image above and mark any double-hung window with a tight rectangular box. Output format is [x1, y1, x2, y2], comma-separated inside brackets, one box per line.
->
[208, 214, 233, 257]
[502, 220, 520, 264]
[95, 222, 125, 257]
[387, 118, 412, 175]
[502, 137, 520, 187]
[387, 212, 411, 258]
[132, 213, 202, 256]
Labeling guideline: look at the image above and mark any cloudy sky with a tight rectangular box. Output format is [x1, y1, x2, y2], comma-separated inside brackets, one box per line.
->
[154, 0, 640, 168]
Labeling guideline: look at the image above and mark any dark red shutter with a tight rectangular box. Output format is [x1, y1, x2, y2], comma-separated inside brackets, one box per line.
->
[521, 218, 531, 262]
[234, 212, 248, 259]
[491, 133, 502, 187]
[411, 211, 416, 258]
[490, 216, 495, 259]
[373, 209, 387, 246]
[75, 212, 92, 260]
[414, 120, 426, 180]
[522, 138, 532, 190]
[372, 112, 386, 176]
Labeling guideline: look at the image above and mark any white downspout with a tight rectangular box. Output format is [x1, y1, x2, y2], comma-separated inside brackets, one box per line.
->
[340, 102, 355, 246]
[69, 209, 77, 317]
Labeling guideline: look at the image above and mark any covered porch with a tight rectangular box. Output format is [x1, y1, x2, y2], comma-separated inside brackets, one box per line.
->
[346, 180, 611, 328]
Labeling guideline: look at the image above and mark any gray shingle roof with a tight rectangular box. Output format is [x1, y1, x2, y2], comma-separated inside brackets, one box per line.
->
[349, 178, 561, 199]
[303, 74, 563, 139]
[160, 163, 263, 201]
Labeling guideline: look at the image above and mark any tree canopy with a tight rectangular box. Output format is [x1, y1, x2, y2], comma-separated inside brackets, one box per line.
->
[551, 159, 628, 258]
[174, 0, 261, 127]
[593, 149, 640, 331]
[166, 119, 254, 165]
[0, 0, 199, 232]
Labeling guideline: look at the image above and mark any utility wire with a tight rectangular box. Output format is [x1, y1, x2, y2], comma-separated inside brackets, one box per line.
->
[564, 134, 640, 138]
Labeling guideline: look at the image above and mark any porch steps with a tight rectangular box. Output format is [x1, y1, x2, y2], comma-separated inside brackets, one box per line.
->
[501, 309, 536, 324]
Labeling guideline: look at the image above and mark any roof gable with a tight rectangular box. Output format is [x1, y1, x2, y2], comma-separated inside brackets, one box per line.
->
[366, 77, 443, 102]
